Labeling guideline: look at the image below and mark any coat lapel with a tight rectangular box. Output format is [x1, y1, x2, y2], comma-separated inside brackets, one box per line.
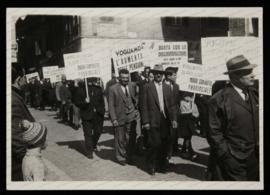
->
[116, 83, 128, 104]
[150, 82, 160, 108]
[231, 87, 251, 112]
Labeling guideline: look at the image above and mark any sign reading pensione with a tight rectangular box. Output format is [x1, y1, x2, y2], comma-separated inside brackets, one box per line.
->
[63, 51, 102, 80]
[112, 41, 147, 76]
[177, 62, 213, 96]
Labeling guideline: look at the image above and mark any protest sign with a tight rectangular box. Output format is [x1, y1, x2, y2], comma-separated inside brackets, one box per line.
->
[201, 37, 262, 81]
[63, 51, 103, 80]
[112, 41, 147, 76]
[49, 67, 65, 83]
[26, 72, 40, 83]
[177, 62, 213, 96]
[42, 66, 58, 79]
[144, 41, 188, 69]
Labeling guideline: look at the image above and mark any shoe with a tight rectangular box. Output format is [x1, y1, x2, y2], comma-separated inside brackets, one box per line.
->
[93, 146, 101, 152]
[118, 161, 126, 166]
[127, 158, 135, 166]
[86, 154, 93, 159]
[148, 168, 155, 176]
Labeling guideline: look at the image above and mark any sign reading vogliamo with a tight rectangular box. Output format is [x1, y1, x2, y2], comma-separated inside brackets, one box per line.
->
[112, 41, 146, 76]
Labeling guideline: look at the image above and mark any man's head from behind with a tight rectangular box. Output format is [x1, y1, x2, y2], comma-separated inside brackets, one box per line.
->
[119, 69, 129, 86]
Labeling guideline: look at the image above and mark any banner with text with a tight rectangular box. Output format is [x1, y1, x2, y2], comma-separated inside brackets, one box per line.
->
[63, 51, 103, 80]
[26, 72, 40, 83]
[177, 62, 213, 96]
[145, 41, 188, 70]
[201, 37, 262, 81]
[49, 67, 65, 83]
[42, 66, 58, 79]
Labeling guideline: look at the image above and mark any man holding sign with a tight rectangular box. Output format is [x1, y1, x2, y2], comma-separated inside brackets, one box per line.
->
[208, 55, 259, 181]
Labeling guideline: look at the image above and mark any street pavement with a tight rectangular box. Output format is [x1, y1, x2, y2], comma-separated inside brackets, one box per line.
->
[29, 107, 210, 181]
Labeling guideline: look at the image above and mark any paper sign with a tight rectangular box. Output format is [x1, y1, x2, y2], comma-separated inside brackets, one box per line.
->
[63, 51, 102, 80]
[49, 67, 65, 83]
[177, 62, 213, 96]
[201, 37, 262, 81]
[112, 41, 147, 76]
[25, 72, 40, 83]
[42, 66, 58, 79]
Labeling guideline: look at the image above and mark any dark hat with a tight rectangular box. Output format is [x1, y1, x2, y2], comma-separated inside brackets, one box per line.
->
[150, 64, 165, 74]
[224, 55, 257, 74]
[165, 67, 178, 74]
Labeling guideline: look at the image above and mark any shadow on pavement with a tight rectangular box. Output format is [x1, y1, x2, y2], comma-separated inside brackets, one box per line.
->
[169, 163, 206, 181]
[56, 140, 86, 156]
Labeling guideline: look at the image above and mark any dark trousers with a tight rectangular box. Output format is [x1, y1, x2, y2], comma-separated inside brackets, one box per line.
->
[167, 127, 177, 159]
[12, 158, 23, 181]
[114, 120, 137, 162]
[220, 150, 259, 181]
[147, 115, 170, 170]
[82, 115, 104, 156]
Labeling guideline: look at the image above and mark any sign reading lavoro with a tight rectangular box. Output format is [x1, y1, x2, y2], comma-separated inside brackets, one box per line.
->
[112, 41, 147, 76]
[177, 62, 213, 96]
[63, 51, 102, 80]
[145, 41, 188, 69]
[42, 66, 58, 79]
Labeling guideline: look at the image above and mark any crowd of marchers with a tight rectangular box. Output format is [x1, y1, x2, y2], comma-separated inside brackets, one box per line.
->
[11, 55, 259, 181]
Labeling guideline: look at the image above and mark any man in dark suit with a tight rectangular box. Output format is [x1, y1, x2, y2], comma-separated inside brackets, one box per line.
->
[164, 67, 180, 162]
[74, 77, 105, 159]
[141, 64, 178, 175]
[12, 63, 35, 181]
[108, 69, 139, 166]
[208, 55, 259, 181]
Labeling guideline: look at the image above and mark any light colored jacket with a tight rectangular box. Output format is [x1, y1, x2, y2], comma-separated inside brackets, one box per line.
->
[22, 148, 47, 181]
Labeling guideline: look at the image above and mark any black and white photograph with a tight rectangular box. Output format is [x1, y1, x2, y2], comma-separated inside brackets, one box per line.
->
[6, 7, 263, 190]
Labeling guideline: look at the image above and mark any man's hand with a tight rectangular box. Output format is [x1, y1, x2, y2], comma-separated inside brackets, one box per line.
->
[62, 101, 66, 105]
[85, 97, 90, 103]
[144, 123, 150, 130]
[112, 120, 119, 127]
[172, 120, 178, 129]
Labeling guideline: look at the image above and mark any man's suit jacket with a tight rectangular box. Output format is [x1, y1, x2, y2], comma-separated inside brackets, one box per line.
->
[12, 87, 35, 161]
[108, 82, 138, 125]
[208, 84, 259, 160]
[74, 85, 105, 120]
[141, 81, 178, 128]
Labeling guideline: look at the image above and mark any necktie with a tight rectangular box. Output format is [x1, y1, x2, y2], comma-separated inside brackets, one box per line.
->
[242, 89, 249, 102]
[125, 86, 129, 97]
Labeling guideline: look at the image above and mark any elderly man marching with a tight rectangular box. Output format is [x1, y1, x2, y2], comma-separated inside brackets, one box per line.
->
[208, 55, 259, 181]
[141, 64, 178, 175]
[108, 69, 139, 166]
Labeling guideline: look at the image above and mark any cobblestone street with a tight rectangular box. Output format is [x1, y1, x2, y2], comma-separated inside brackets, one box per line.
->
[30, 107, 210, 181]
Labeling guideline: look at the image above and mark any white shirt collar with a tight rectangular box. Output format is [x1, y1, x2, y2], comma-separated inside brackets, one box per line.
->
[231, 83, 245, 100]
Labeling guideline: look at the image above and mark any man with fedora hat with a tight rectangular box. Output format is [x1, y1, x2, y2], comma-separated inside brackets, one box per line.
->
[207, 55, 259, 181]
[141, 64, 178, 175]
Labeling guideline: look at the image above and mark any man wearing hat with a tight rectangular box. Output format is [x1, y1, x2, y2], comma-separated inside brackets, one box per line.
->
[164, 67, 181, 162]
[11, 63, 35, 181]
[208, 55, 259, 181]
[141, 64, 178, 175]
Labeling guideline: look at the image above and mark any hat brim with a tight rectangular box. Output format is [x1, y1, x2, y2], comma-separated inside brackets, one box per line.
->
[151, 69, 165, 74]
[224, 64, 257, 74]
